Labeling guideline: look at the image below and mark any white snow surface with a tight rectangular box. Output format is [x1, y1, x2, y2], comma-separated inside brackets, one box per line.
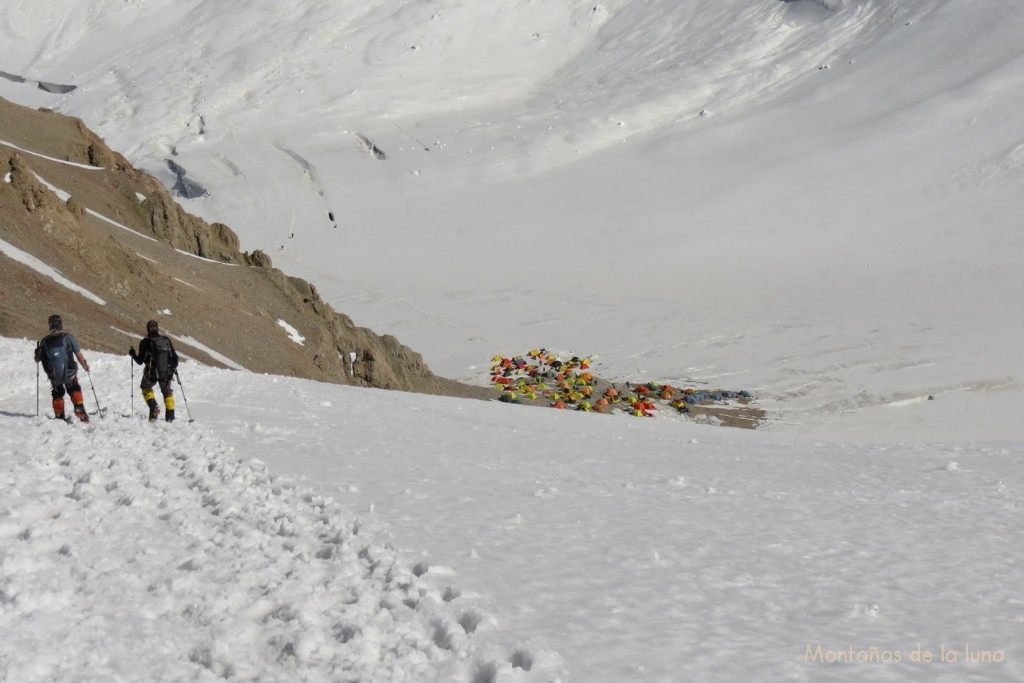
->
[2, 339, 1023, 682]
[2, 0, 1022, 443]
[2, 0, 1024, 680]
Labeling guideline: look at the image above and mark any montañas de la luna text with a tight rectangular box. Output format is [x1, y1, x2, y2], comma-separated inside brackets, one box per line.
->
[805, 643, 1006, 665]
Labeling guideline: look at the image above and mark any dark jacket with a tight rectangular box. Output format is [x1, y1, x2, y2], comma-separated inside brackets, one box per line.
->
[131, 332, 179, 381]
[35, 332, 82, 384]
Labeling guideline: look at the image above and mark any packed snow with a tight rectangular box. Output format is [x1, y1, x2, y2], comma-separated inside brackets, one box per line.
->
[2, 0, 1024, 680]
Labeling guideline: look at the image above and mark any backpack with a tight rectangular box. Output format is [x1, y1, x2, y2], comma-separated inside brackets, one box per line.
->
[151, 335, 174, 381]
[41, 333, 75, 383]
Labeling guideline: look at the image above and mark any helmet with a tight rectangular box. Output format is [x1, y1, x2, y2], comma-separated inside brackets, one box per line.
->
[48, 314, 63, 331]
[146, 320, 159, 333]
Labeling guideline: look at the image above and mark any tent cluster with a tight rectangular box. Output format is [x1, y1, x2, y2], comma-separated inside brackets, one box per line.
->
[491, 349, 596, 407]
[489, 351, 754, 419]
[617, 382, 754, 418]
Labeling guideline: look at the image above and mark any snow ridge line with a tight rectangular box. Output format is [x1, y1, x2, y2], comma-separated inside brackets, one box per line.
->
[0, 138, 104, 170]
[0, 416, 516, 681]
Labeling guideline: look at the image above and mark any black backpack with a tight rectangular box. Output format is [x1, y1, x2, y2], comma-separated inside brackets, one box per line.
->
[151, 335, 174, 381]
[40, 333, 75, 383]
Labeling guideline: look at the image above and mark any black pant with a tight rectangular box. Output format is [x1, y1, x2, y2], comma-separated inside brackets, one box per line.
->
[140, 376, 173, 398]
[50, 377, 82, 400]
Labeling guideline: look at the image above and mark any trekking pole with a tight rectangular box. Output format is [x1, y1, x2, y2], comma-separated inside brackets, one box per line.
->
[36, 362, 40, 417]
[86, 369, 104, 417]
[174, 369, 195, 422]
[130, 356, 134, 418]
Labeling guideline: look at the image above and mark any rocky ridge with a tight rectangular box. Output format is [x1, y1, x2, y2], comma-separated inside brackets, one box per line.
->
[0, 96, 493, 400]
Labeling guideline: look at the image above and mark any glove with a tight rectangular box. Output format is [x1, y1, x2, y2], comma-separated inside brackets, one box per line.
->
[129, 348, 136, 359]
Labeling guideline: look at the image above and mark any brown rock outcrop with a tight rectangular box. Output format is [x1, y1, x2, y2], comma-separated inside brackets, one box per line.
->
[0, 96, 494, 402]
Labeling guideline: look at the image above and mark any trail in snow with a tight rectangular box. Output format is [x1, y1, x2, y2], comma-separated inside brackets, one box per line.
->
[0, 410, 559, 682]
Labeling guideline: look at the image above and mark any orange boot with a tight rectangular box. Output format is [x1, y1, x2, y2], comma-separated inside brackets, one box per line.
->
[70, 389, 89, 422]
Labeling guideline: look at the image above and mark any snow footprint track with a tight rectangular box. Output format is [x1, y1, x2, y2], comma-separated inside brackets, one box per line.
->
[145, 428, 494, 677]
[1, 415, 548, 681]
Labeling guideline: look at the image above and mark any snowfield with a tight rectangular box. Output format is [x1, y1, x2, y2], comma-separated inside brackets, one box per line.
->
[1, 341, 560, 682]
[2, 0, 1024, 679]
[2, 339, 1022, 682]
[2, 0, 1022, 443]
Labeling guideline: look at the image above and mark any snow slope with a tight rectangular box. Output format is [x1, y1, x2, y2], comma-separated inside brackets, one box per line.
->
[2, 339, 1022, 682]
[2, 0, 1023, 441]
[0, 340, 559, 682]
[3, 2, 1024, 676]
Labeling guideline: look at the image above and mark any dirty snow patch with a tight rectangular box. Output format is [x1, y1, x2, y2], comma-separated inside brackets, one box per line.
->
[87, 209, 157, 242]
[277, 320, 305, 346]
[33, 172, 70, 201]
[174, 277, 200, 290]
[0, 237, 106, 304]
[176, 335, 248, 371]
[174, 249, 240, 266]
[0, 138, 102, 169]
